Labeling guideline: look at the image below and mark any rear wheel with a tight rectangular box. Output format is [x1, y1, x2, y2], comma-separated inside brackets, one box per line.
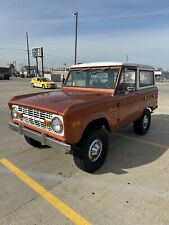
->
[133, 109, 151, 135]
[24, 136, 44, 148]
[73, 128, 109, 173]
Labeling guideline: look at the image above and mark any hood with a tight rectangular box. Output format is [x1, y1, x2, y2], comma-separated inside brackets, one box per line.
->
[9, 89, 111, 115]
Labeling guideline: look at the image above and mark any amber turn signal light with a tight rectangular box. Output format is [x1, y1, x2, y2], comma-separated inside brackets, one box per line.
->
[44, 119, 52, 127]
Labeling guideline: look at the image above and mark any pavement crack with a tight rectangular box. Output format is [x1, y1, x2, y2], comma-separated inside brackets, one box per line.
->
[0, 195, 38, 222]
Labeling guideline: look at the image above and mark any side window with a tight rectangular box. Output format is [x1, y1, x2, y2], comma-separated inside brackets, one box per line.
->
[117, 68, 136, 94]
[139, 70, 154, 87]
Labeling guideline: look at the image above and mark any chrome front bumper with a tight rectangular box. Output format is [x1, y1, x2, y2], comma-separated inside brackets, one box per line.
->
[9, 121, 71, 153]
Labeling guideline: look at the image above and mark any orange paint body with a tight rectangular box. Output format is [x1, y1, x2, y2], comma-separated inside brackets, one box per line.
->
[8, 64, 158, 145]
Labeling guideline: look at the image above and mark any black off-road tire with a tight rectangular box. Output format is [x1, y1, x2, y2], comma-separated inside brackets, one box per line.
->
[24, 136, 44, 148]
[73, 129, 109, 173]
[133, 109, 151, 135]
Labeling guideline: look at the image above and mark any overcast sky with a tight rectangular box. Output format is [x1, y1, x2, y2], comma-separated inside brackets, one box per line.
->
[0, 0, 169, 69]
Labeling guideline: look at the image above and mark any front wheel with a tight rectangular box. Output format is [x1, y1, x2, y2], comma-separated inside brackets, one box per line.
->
[73, 129, 109, 173]
[133, 109, 151, 135]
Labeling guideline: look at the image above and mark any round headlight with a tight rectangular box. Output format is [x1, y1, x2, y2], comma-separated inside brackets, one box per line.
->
[12, 106, 18, 118]
[51, 117, 63, 133]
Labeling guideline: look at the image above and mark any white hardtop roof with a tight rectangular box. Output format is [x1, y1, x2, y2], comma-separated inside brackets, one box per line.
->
[70, 62, 154, 70]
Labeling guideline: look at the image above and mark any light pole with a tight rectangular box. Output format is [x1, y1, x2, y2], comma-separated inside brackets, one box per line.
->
[26, 32, 31, 75]
[41, 47, 44, 77]
[126, 55, 129, 62]
[73, 11, 78, 65]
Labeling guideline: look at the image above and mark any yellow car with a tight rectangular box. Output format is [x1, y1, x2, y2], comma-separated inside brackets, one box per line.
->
[31, 77, 56, 89]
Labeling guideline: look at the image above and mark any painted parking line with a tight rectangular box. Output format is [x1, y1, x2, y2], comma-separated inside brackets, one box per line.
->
[0, 158, 92, 225]
[113, 133, 169, 149]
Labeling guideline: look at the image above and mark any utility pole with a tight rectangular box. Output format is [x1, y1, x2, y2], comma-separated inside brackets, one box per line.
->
[64, 63, 67, 72]
[41, 47, 44, 77]
[73, 12, 78, 65]
[36, 57, 38, 76]
[14, 60, 16, 69]
[13, 60, 16, 68]
[26, 32, 31, 75]
[126, 55, 129, 62]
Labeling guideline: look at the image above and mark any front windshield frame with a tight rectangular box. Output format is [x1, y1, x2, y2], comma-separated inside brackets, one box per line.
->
[64, 67, 120, 89]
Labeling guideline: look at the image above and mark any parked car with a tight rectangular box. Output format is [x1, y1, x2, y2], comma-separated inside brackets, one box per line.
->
[0, 73, 11, 80]
[8, 62, 158, 173]
[0, 68, 11, 80]
[4, 72, 11, 80]
[31, 77, 56, 89]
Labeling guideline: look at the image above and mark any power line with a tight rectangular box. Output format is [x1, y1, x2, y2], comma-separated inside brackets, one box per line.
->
[0, 47, 25, 51]
[45, 53, 72, 61]
[0, 39, 25, 45]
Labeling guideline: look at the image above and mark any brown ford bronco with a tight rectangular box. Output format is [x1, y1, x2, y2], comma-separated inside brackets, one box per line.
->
[8, 62, 158, 173]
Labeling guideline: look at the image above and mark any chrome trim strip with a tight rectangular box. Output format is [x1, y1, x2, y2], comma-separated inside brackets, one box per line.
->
[9, 121, 71, 153]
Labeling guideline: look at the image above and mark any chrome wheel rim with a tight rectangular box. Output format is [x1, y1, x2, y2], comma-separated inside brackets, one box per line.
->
[143, 115, 149, 129]
[88, 139, 103, 162]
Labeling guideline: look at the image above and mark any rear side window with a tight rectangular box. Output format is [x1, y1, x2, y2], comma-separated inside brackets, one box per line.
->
[139, 70, 154, 87]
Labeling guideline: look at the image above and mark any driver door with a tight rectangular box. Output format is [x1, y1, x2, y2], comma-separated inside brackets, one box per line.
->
[36, 78, 42, 87]
[115, 67, 139, 127]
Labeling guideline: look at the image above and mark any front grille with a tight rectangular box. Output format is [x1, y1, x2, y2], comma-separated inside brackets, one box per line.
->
[18, 106, 53, 120]
[17, 106, 54, 132]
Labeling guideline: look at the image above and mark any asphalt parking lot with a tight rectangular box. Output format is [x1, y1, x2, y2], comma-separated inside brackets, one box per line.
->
[0, 78, 169, 225]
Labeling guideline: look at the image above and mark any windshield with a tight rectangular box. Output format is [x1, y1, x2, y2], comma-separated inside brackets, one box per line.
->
[41, 78, 51, 82]
[65, 68, 119, 89]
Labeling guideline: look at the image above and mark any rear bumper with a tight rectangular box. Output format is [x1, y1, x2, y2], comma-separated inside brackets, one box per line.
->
[9, 121, 71, 153]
